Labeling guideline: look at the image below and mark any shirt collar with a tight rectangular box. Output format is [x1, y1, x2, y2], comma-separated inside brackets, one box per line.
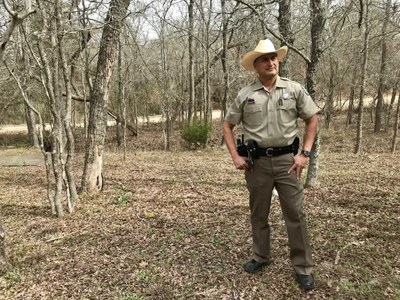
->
[275, 76, 288, 88]
[252, 76, 287, 91]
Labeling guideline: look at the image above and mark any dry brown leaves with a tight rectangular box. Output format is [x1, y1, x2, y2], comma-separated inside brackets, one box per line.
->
[0, 118, 399, 299]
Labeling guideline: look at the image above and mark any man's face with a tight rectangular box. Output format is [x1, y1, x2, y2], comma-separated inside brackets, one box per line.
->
[253, 54, 279, 78]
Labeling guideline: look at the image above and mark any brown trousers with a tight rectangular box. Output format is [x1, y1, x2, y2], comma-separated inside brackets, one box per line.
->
[245, 153, 313, 275]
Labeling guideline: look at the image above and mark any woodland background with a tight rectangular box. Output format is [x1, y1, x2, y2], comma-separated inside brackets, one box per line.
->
[0, 0, 399, 299]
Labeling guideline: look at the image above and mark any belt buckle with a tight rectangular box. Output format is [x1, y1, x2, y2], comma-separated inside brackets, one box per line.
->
[265, 148, 274, 157]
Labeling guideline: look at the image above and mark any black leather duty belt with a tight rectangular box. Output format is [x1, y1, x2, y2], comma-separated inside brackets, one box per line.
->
[257, 145, 295, 157]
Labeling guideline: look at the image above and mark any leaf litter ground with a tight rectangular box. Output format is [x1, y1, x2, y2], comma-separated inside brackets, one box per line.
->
[0, 118, 399, 299]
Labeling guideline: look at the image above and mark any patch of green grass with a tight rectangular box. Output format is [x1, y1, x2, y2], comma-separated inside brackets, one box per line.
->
[0, 134, 30, 148]
[137, 270, 152, 282]
[13, 243, 39, 258]
[115, 192, 132, 207]
[226, 227, 235, 237]
[3, 268, 22, 287]
[172, 231, 185, 241]
[93, 207, 102, 213]
[211, 236, 222, 246]
[260, 277, 269, 285]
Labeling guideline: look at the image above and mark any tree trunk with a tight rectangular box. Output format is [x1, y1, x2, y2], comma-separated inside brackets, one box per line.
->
[385, 74, 400, 131]
[278, 0, 294, 78]
[204, 0, 212, 124]
[34, 2, 65, 217]
[56, 1, 78, 212]
[220, 0, 229, 121]
[0, 211, 9, 274]
[117, 38, 123, 147]
[347, 66, 358, 126]
[0, 2, 35, 62]
[304, 130, 320, 188]
[160, 21, 171, 151]
[25, 103, 39, 147]
[391, 93, 400, 153]
[325, 57, 337, 129]
[355, 1, 370, 154]
[305, 0, 324, 188]
[374, 0, 390, 133]
[81, 0, 130, 193]
[188, 0, 195, 123]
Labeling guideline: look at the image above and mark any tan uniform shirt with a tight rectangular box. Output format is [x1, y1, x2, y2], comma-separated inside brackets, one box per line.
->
[225, 76, 319, 147]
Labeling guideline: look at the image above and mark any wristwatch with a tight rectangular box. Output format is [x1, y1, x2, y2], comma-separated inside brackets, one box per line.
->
[301, 150, 311, 158]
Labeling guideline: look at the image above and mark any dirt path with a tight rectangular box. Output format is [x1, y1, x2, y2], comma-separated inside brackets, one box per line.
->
[0, 149, 44, 166]
[0, 111, 224, 134]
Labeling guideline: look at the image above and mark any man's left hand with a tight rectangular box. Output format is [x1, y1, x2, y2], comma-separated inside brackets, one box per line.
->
[288, 154, 309, 181]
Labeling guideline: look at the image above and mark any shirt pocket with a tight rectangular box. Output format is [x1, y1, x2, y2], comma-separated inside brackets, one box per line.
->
[277, 100, 297, 123]
[243, 104, 263, 126]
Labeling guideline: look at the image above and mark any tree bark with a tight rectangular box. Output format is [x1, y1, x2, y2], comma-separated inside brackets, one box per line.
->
[355, 0, 370, 154]
[374, 0, 390, 133]
[278, 0, 294, 78]
[325, 57, 337, 129]
[385, 76, 399, 131]
[25, 103, 39, 147]
[305, 0, 324, 188]
[82, 0, 131, 193]
[188, 0, 195, 123]
[56, 1, 79, 212]
[221, 0, 229, 121]
[391, 93, 400, 153]
[347, 66, 358, 126]
[0, 2, 35, 62]
[0, 210, 9, 274]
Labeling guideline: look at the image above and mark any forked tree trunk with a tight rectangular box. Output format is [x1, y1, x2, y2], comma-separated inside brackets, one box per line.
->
[56, 7, 79, 212]
[81, 0, 130, 193]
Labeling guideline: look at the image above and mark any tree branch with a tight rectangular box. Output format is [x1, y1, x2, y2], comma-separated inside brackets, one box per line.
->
[66, 94, 138, 136]
[235, 0, 311, 64]
[0, 2, 36, 62]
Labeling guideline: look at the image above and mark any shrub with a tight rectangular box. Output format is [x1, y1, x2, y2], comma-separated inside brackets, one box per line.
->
[181, 119, 212, 149]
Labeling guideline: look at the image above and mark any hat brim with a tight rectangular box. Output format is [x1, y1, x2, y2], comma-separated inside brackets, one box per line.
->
[240, 46, 287, 72]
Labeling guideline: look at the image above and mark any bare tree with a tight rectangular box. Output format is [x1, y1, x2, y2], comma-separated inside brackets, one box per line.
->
[0, 0, 35, 271]
[278, 0, 294, 78]
[188, 0, 195, 123]
[374, 0, 391, 133]
[391, 92, 400, 153]
[304, 0, 325, 188]
[220, 0, 229, 121]
[355, 0, 371, 154]
[0, 0, 35, 62]
[385, 73, 400, 131]
[81, 0, 131, 193]
[347, 64, 358, 126]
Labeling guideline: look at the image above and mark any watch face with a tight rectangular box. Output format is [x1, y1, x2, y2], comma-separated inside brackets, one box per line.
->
[302, 150, 311, 157]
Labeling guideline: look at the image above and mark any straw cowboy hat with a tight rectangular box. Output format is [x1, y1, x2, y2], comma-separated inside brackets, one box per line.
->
[240, 39, 288, 72]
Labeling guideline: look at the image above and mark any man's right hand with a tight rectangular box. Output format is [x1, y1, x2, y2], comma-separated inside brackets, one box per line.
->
[233, 155, 250, 171]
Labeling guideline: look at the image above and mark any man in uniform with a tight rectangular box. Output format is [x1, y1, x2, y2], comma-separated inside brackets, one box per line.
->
[222, 39, 318, 290]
